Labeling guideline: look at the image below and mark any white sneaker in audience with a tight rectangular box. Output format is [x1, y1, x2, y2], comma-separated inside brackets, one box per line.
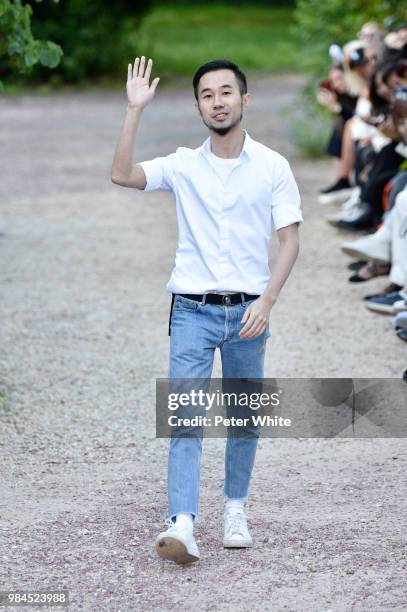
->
[326, 187, 362, 223]
[327, 200, 369, 225]
[340, 225, 391, 264]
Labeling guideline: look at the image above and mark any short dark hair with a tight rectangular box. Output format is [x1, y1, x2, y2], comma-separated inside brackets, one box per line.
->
[192, 59, 247, 100]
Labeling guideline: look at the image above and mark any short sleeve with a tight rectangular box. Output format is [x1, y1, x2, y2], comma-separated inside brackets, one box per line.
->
[270, 158, 303, 230]
[138, 152, 178, 192]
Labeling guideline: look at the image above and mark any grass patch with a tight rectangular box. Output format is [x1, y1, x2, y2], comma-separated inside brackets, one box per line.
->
[137, 4, 301, 77]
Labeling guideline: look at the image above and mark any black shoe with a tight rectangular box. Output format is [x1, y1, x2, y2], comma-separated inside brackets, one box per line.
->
[348, 260, 368, 271]
[336, 209, 374, 231]
[348, 262, 390, 283]
[363, 283, 403, 301]
[320, 177, 351, 194]
[396, 329, 407, 342]
[318, 177, 353, 204]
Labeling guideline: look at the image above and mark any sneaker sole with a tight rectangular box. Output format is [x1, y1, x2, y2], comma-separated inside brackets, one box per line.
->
[365, 302, 397, 314]
[223, 539, 253, 548]
[318, 188, 353, 205]
[155, 534, 200, 564]
[340, 245, 390, 265]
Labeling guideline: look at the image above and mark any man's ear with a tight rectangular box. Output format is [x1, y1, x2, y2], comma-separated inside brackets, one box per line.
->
[243, 92, 251, 109]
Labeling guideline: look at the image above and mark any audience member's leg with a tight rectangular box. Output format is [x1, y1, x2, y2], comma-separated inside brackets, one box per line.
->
[390, 189, 407, 288]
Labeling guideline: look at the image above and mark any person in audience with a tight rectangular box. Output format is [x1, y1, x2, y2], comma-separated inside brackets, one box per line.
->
[315, 21, 407, 362]
[358, 21, 383, 56]
[318, 41, 379, 203]
[341, 187, 407, 311]
[317, 65, 358, 204]
[328, 59, 406, 230]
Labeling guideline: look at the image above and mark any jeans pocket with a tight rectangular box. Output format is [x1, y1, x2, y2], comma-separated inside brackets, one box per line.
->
[174, 295, 199, 311]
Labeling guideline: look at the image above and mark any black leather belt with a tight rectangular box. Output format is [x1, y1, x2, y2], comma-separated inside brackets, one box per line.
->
[168, 292, 260, 336]
[178, 292, 259, 305]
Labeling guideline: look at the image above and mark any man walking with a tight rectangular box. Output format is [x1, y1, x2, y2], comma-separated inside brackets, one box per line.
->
[111, 56, 303, 564]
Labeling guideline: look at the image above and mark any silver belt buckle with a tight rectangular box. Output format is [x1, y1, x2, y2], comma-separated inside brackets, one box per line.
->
[222, 294, 232, 305]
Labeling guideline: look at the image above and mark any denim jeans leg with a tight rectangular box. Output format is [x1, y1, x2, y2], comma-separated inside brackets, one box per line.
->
[219, 301, 271, 501]
[166, 297, 217, 522]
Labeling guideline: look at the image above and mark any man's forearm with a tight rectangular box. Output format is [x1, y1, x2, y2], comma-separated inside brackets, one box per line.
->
[262, 232, 299, 305]
[111, 105, 143, 181]
[239, 228, 299, 339]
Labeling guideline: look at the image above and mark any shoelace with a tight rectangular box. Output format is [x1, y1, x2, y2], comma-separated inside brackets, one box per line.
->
[226, 511, 247, 535]
[163, 517, 192, 534]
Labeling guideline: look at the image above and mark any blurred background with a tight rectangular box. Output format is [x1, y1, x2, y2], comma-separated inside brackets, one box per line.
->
[1, 0, 404, 156]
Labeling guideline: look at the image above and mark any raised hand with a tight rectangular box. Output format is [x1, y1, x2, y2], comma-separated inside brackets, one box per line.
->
[127, 56, 160, 110]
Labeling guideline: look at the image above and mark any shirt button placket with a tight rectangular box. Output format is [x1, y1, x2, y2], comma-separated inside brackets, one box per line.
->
[218, 187, 231, 288]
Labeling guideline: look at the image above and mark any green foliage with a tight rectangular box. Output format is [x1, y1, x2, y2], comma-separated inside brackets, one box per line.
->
[0, 0, 62, 89]
[1, 3, 301, 90]
[156, 0, 295, 4]
[137, 5, 301, 77]
[0, 0, 152, 89]
[27, 0, 151, 83]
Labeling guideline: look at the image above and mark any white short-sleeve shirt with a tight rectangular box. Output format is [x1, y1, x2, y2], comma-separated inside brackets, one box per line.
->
[139, 130, 303, 294]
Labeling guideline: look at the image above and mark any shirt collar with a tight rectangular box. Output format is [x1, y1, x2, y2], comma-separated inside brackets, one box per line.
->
[200, 129, 255, 160]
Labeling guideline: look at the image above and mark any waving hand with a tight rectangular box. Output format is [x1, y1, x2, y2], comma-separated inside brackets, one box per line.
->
[127, 56, 160, 110]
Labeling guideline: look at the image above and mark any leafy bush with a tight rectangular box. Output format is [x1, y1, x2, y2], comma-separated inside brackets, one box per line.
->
[0, 0, 62, 90]
[0, 0, 152, 87]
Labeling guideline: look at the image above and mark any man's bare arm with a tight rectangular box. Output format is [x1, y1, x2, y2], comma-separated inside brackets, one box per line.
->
[261, 223, 300, 306]
[111, 56, 160, 189]
[240, 223, 300, 339]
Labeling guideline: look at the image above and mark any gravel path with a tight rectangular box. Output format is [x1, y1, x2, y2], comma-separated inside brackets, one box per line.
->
[1, 75, 406, 611]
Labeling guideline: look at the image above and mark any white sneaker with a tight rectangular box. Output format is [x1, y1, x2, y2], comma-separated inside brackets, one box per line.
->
[327, 200, 369, 225]
[393, 299, 407, 313]
[340, 233, 391, 264]
[326, 187, 362, 223]
[319, 184, 358, 206]
[223, 507, 253, 548]
[318, 180, 354, 205]
[155, 518, 200, 564]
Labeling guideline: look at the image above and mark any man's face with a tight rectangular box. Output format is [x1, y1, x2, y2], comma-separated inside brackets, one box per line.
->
[195, 69, 250, 136]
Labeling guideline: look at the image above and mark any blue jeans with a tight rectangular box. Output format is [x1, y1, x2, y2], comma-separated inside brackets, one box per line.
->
[166, 294, 271, 523]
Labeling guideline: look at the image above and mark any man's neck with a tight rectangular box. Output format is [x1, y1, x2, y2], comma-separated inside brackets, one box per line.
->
[209, 126, 245, 159]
